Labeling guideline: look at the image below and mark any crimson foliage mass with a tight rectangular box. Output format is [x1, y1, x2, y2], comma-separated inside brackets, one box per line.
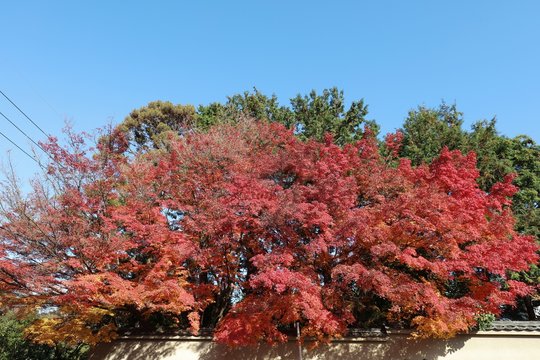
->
[0, 120, 537, 346]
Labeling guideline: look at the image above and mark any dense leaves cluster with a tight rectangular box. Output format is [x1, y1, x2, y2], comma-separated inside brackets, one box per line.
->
[119, 87, 376, 152]
[0, 312, 88, 360]
[0, 119, 537, 347]
[395, 104, 540, 318]
[397, 105, 540, 241]
[121, 92, 540, 321]
[119, 91, 539, 246]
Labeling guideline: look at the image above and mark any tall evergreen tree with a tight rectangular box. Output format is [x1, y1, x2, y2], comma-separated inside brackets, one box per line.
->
[117, 87, 378, 151]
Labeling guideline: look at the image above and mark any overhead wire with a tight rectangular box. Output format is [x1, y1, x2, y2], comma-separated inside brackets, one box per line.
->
[0, 90, 66, 169]
[0, 110, 61, 167]
[0, 129, 45, 169]
[0, 89, 49, 138]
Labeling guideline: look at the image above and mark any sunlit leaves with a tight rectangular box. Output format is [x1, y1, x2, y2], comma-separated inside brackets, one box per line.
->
[0, 118, 537, 347]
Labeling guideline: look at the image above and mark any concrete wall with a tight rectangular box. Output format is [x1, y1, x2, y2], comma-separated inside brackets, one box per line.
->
[89, 331, 540, 360]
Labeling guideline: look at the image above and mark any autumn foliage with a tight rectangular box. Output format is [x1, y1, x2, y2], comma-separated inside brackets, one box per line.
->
[0, 120, 537, 347]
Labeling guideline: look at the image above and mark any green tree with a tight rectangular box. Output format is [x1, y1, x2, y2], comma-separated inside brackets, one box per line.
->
[119, 100, 197, 151]
[197, 88, 294, 129]
[198, 87, 378, 144]
[466, 119, 514, 191]
[0, 312, 88, 360]
[466, 120, 539, 240]
[399, 103, 467, 165]
[507, 135, 540, 239]
[117, 87, 378, 151]
[289, 87, 377, 145]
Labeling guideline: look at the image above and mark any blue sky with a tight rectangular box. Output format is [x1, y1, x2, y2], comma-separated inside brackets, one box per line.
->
[1, 1, 539, 181]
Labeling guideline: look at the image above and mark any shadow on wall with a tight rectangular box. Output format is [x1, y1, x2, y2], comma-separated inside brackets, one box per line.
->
[195, 341, 297, 360]
[307, 335, 467, 360]
[193, 334, 467, 360]
[89, 334, 468, 360]
[88, 340, 178, 360]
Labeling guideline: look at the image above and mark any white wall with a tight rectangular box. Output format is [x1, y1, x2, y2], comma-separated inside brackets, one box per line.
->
[89, 331, 540, 360]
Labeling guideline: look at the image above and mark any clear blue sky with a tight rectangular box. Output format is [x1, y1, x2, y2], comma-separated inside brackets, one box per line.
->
[1, 1, 539, 181]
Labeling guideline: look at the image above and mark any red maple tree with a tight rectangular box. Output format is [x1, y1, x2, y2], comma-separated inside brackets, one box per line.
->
[0, 120, 537, 346]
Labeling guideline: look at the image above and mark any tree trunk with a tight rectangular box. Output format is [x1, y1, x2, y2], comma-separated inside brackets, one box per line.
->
[525, 296, 536, 320]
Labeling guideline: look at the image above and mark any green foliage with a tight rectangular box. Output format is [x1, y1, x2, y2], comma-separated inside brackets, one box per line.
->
[510, 264, 540, 285]
[400, 103, 466, 165]
[120, 100, 197, 151]
[118, 87, 378, 152]
[507, 135, 540, 239]
[475, 313, 496, 331]
[466, 119, 514, 191]
[0, 312, 88, 360]
[289, 87, 377, 145]
[198, 87, 378, 145]
[197, 89, 294, 129]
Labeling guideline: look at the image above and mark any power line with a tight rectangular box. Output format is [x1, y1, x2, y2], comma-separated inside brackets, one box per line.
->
[0, 110, 47, 151]
[0, 90, 49, 138]
[0, 110, 59, 166]
[0, 129, 44, 169]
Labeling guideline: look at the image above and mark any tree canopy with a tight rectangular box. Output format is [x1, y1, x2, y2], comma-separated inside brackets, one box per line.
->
[117, 87, 377, 152]
[395, 104, 540, 241]
[0, 117, 537, 348]
[119, 91, 539, 247]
